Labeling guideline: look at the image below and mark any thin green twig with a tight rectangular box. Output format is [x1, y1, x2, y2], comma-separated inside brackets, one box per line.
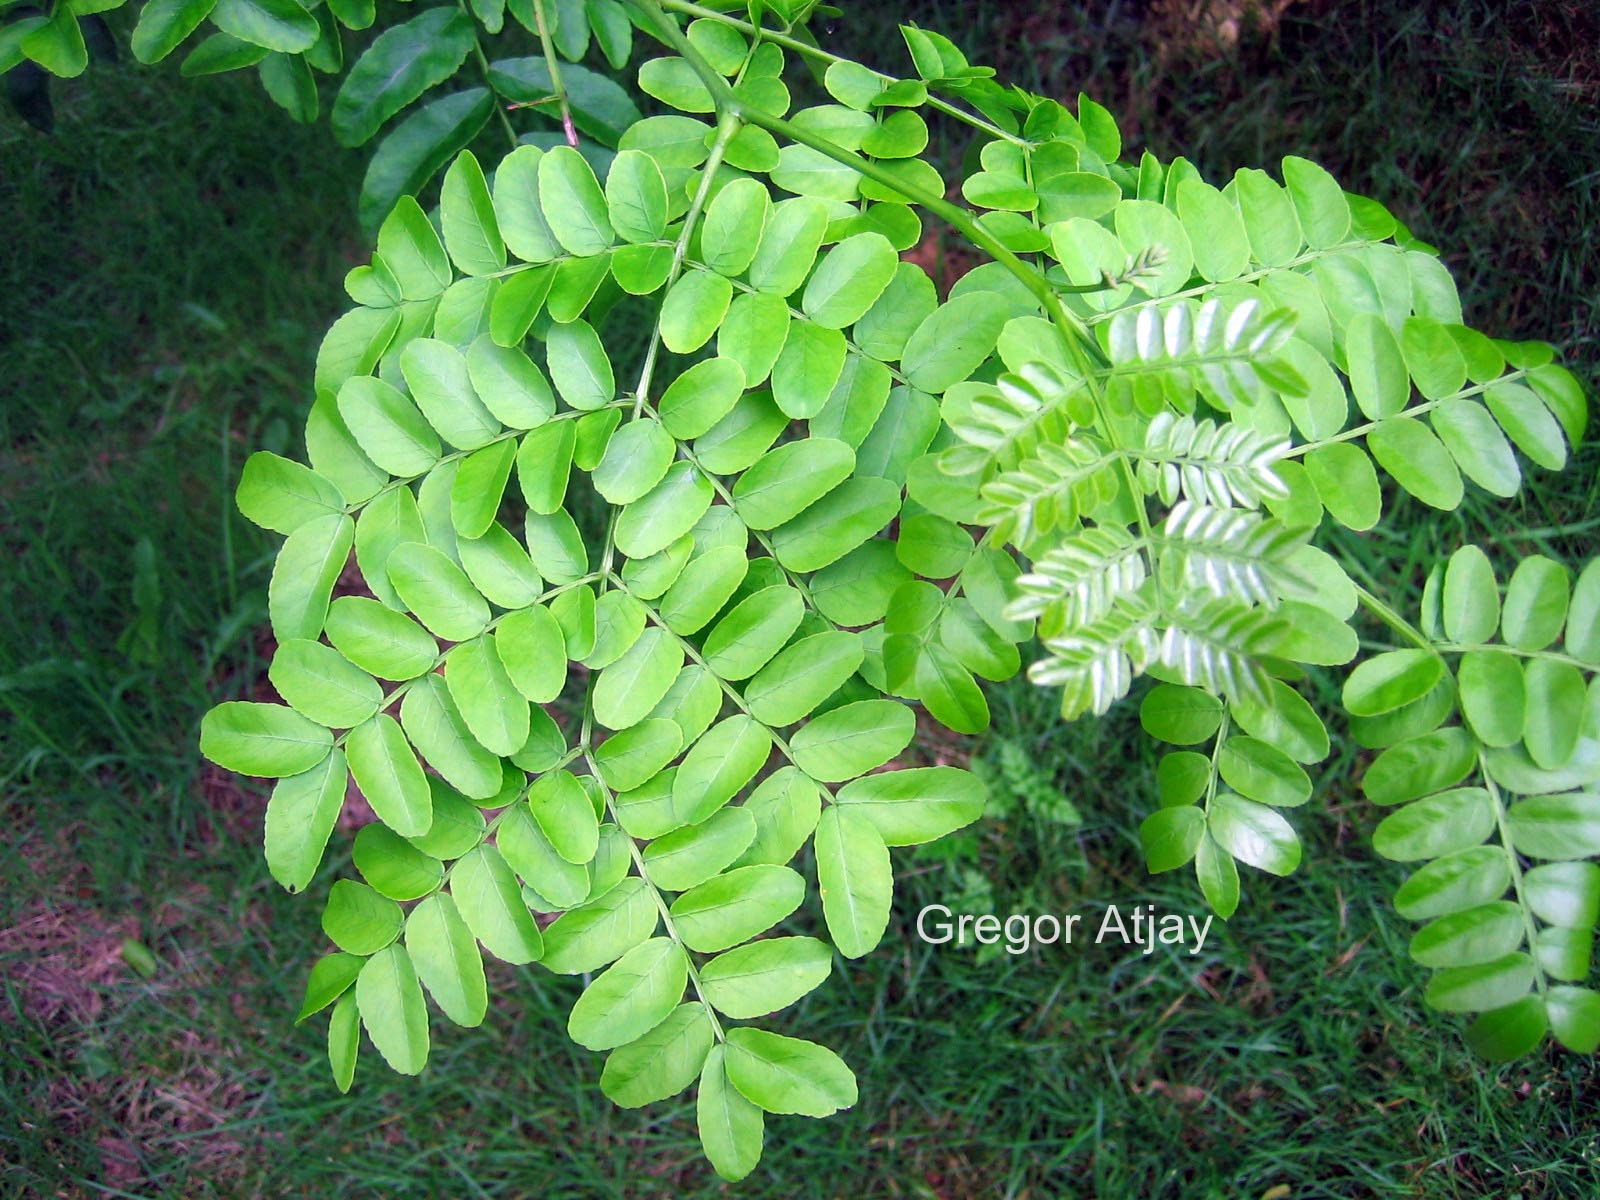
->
[531, 0, 578, 147]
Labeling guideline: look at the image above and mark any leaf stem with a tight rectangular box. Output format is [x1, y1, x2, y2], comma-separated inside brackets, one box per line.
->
[1203, 710, 1230, 818]
[631, 110, 743, 412]
[1481, 761, 1548, 1000]
[530, 0, 578, 147]
[1435, 642, 1595, 671]
[582, 750, 728, 1041]
[1280, 371, 1535, 460]
[1349, 583, 1442, 660]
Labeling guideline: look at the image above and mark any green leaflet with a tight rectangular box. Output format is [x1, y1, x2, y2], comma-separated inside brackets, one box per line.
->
[539, 145, 615, 256]
[1502, 556, 1569, 651]
[585, 595, 646, 672]
[400, 337, 500, 450]
[699, 936, 833, 1018]
[270, 639, 382, 729]
[307, 391, 387, 505]
[902, 294, 1008, 392]
[716, 295, 790, 388]
[1343, 650, 1443, 718]
[539, 876, 659, 974]
[210, 0, 317, 53]
[659, 545, 748, 634]
[527, 769, 600, 864]
[408, 780, 485, 859]
[642, 807, 756, 891]
[339, 376, 441, 476]
[671, 716, 771, 826]
[327, 990, 360, 1092]
[269, 513, 353, 642]
[497, 803, 589, 909]
[1442, 545, 1500, 644]
[494, 603, 567, 702]
[237, 451, 345, 534]
[1304, 443, 1381, 532]
[659, 357, 746, 439]
[405, 893, 488, 1027]
[377, 196, 451, 299]
[400, 675, 503, 799]
[360, 91, 496, 235]
[1139, 684, 1222, 745]
[789, 699, 914, 783]
[265, 750, 349, 892]
[701, 177, 771, 276]
[702, 585, 804, 680]
[601, 1001, 716, 1107]
[592, 627, 683, 731]
[801, 232, 898, 328]
[614, 463, 713, 559]
[356, 943, 429, 1074]
[451, 844, 543, 964]
[1141, 806, 1205, 873]
[1368, 417, 1463, 511]
[200, 701, 331, 778]
[592, 419, 675, 505]
[835, 766, 985, 845]
[331, 8, 472, 146]
[660, 269, 733, 354]
[131, 0, 218, 64]
[770, 321, 846, 419]
[345, 713, 432, 836]
[468, 339, 555, 429]
[459, 523, 541, 607]
[724, 1028, 857, 1118]
[516, 420, 576, 514]
[732, 438, 855, 531]
[440, 150, 505, 276]
[769, 477, 900, 572]
[738, 769, 823, 867]
[747, 196, 829, 295]
[594, 720, 683, 793]
[322, 879, 402, 955]
[353, 819, 446, 902]
[444, 636, 529, 756]
[1217, 737, 1311, 808]
[325, 596, 438, 681]
[697, 1044, 764, 1182]
[605, 150, 669, 244]
[298, 953, 363, 1024]
[669, 865, 805, 953]
[387, 541, 490, 641]
[178, 31, 267, 76]
[1175, 179, 1249, 282]
[566, 936, 687, 1050]
[744, 631, 863, 726]
[492, 147, 560, 263]
[814, 805, 892, 957]
[545, 319, 615, 410]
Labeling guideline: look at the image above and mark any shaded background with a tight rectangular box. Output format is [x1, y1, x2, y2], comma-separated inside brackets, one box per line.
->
[3, 0, 1598, 1195]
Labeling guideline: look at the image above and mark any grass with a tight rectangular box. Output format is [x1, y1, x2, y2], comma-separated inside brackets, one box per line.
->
[2, 1, 1598, 1196]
